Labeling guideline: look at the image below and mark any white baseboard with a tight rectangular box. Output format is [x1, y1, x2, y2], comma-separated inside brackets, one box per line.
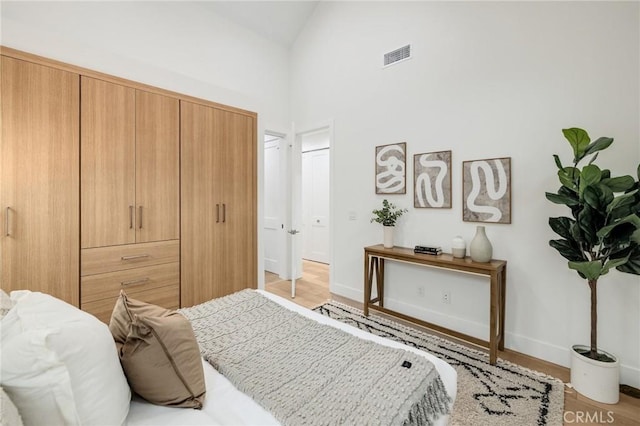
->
[330, 282, 640, 388]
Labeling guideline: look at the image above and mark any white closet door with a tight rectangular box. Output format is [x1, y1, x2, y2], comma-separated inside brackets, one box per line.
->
[301, 149, 330, 264]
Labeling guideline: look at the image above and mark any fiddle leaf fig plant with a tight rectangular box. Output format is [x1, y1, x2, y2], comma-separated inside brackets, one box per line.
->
[371, 199, 408, 226]
[546, 127, 640, 361]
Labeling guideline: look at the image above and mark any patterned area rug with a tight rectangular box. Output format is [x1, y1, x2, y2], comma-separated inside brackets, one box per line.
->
[313, 301, 564, 426]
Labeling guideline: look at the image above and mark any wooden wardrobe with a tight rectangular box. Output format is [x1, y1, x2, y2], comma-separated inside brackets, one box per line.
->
[0, 56, 80, 305]
[0, 47, 257, 318]
[180, 102, 257, 307]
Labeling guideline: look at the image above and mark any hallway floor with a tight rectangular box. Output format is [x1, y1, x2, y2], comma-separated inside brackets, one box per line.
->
[264, 260, 329, 309]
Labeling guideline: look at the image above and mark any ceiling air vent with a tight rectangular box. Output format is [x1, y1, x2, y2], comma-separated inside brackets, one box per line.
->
[383, 44, 411, 67]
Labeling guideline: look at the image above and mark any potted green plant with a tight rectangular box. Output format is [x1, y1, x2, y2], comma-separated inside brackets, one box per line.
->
[546, 127, 640, 404]
[371, 199, 408, 248]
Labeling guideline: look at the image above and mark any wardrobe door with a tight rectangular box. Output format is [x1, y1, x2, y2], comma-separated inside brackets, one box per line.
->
[180, 101, 225, 307]
[219, 110, 257, 296]
[135, 90, 180, 243]
[81, 77, 135, 248]
[0, 56, 80, 305]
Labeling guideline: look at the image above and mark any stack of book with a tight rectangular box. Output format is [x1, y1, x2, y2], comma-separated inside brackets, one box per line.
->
[414, 245, 442, 255]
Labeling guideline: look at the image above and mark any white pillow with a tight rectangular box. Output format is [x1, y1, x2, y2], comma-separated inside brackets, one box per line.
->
[0, 289, 14, 319]
[1, 291, 131, 426]
[0, 386, 24, 426]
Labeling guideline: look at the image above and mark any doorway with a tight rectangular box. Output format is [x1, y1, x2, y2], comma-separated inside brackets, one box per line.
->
[264, 124, 332, 305]
[301, 130, 330, 264]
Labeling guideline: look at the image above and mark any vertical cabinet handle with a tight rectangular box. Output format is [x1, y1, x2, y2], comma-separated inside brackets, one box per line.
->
[222, 204, 226, 223]
[138, 206, 143, 229]
[129, 206, 134, 229]
[216, 204, 220, 223]
[4, 207, 10, 237]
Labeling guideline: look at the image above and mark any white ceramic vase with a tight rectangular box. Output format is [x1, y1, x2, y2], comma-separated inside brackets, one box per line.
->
[383, 225, 394, 248]
[451, 236, 466, 258]
[470, 225, 492, 262]
[570, 345, 620, 404]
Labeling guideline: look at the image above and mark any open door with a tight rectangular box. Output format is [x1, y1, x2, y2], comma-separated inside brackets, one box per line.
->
[289, 124, 332, 298]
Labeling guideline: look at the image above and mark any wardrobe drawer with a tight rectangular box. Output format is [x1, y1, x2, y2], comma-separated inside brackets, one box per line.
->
[81, 240, 179, 276]
[82, 284, 179, 324]
[81, 262, 179, 302]
[81, 262, 179, 323]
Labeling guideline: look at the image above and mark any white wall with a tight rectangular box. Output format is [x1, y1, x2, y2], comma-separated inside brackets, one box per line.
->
[1, 1, 290, 129]
[291, 1, 640, 387]
[1, 1, 293, 289]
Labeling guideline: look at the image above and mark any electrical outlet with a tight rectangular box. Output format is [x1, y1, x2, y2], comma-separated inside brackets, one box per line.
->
[442, 291, 451, 304]
[417, 286, 425, 297]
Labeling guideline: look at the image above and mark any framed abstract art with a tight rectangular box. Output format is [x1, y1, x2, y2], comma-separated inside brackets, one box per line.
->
[462, 157, 511, 224]
[375, 142, 406, 194]
[413, 150, 452, 208]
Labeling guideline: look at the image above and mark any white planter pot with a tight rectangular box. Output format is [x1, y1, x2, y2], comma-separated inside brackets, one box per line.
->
[383, 226, 394, 248]
[570, 344, 620, 404]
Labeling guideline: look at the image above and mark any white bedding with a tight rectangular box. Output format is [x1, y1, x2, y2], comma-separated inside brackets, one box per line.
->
[126, 290, 457, 426]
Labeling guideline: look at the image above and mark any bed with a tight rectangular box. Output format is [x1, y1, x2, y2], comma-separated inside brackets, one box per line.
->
[126, 290, 457, 426]
[1, 289, 456, 426]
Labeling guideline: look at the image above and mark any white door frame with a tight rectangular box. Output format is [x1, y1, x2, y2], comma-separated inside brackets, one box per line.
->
[289, 120, 334, 297]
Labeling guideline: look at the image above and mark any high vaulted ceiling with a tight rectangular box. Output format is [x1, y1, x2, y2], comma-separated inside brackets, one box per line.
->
[200, 1, 319, 48]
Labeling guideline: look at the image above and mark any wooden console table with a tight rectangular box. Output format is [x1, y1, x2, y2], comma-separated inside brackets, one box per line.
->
[364, 244, 507, 365]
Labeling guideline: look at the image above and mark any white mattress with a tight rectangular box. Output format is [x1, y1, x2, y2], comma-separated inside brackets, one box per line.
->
[126, 290, 457, 426]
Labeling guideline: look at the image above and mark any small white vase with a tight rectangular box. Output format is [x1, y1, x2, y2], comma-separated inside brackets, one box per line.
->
[470, 226, 492, 262]
[451, 236, 466, 258]
[383, 225, 394, 248]
[570, 345, 620, 404]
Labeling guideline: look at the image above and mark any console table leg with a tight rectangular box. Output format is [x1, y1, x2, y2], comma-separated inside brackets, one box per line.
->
[364, 253, 371, 316]
[489, 271, 499, 365]
[499, 267, 506, 351]
[377, 258, 385, 308]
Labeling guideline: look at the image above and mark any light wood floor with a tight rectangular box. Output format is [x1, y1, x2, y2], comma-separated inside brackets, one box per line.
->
[264, 261, 639, 425]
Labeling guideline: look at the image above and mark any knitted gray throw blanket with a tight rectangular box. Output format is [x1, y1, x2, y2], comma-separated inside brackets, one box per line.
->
[180, 290, 451, 426]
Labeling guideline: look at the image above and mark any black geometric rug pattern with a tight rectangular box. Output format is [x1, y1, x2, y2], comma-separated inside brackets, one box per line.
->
[313, 301, 564, 426]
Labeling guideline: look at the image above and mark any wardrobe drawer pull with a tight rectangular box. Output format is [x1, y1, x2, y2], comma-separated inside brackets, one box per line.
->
[129, 205, 134, 229]
[121, 254, 150, 261]
[120, 278, 149, 287]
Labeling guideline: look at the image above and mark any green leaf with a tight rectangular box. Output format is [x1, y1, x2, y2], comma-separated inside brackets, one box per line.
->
[601, 176, 635, 192]
[577, 206, 599, 245]
[616, 245, 640, 275]
[549, 217, 575, 240]
[579, 165, 602, 197]
[549, 239, 585, 262]
[568, 260, 603, 280]
[584, 136, 614, 157]
[546, 192, 580, 206]
[597, 183, 614, 206]
[563, 128, 590, 161]
[558, 167, 579, 191]
[606, 190, 639, 214]
[553, 154, 563, 170]
[587, 152, 599, 165]
[582, 185, 602, 210]
[602, 254, 630, 275]
[597, 213, 640, 238]
[600, 169, 611, 180]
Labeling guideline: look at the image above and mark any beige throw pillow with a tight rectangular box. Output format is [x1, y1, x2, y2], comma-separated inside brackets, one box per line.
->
[110, 291, 206, 409]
